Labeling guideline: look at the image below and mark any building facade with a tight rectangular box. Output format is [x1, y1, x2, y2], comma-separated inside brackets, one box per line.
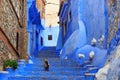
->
[58, 0, 108, 49]
[36, 0, 46, 19]
[27, 0, 45, 57]
[45, 0, 59, 27]
[57, 0, 120, 68]
[42, 27, 59, 47]
[0, 0, 28, 70]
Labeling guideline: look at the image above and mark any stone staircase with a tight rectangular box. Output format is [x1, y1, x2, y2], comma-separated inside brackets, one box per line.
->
[3, 47, 98, 80]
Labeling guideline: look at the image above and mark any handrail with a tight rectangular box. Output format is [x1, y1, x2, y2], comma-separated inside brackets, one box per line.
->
[0, 27, 20, 57]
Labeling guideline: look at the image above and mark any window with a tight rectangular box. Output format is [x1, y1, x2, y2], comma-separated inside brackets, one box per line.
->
[68, 11, 71, 21]
[16, 32, 19, 50]
[48, 35, 52, 40]
[41, 37, 43, 45]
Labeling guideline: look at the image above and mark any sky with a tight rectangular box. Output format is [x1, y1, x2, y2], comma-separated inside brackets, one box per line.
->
[45, 0, 59, 27]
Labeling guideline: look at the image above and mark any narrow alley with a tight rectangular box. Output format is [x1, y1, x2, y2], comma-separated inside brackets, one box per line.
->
[0, 0, 120, 80]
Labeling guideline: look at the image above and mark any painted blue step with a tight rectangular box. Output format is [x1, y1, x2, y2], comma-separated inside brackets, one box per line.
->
[84, 60, 91, 65]
[8, 76, 85, 80]
[16, 71, 82, 76]
[32, 60, 76, 63]
[37, 47, 59, 58]
[34, 58, 72, 61]
[25, 64, 78, 68]
[8, 76, 68, 80]
[88, 67, 98, 73]
[32, 61, 77, 65]
[84, 73, 95, 80]
[0, 71, 9, 80]
[5, 46, 98, 80]
[41, 46, 56, 50]
[16, 70, 87, 76]
[26, 63, 78, 67]
[23, 67, 81, 71]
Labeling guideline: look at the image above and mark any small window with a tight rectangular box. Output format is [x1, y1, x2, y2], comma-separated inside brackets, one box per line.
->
[41, 37, 43, 45]
[70, 11, 72, 19]
[68, 11, 72, 20]
[16, 32, 19, 50]
[48, 35, 52, 40]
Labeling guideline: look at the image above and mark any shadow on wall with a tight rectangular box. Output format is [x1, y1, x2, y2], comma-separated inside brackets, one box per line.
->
[60, 20, 86, 58]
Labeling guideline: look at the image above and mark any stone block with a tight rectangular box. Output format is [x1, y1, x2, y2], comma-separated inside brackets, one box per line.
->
[0, 65, 4, 71]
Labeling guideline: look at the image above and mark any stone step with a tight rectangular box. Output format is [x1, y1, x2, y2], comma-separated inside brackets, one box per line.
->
[0, 71, 9, 80]
[23, 65, 79, 69]
[39, 50, 57, 53]
[2, 47, 97, 80]
[32, 62, 76, 65]
[33, 57, 70, 61]
[33, 57, 73, 60]
[19, 62, 78, 67]
[84, 60, 91, 65]
[41, 47, 56, 50]
[24, 64, 78, 68]
[8, 76, 68, 80]
[32, 60, 76, 63]
[33, 62, 77, 65]
[14, 70, 87, 76]
[18, 63, 81, 71]
[15, 71, 83, 76]
[26, 62, 78, 66]
[88, 67, 98, 73]
[37, 47, 59, 58]
[38, 51, 57, 53]
[22, 67, 81, 71]
[37, 55, 59, 57]
[85, 64, 94, 67]
[84, 73, 95, 80]
[26, 59, 78, 66]
[8, 75, 85, 80]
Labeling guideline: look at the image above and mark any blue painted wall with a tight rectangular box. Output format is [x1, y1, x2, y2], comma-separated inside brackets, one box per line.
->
[27, 0, 44, 57]
[69, 0, 108, 48]
[59, 0, 108, 48]
[42, 27, 59, 47]
[56, 27, 62, 51]
[58, 0, 108, 68]
[81, 0, 108, 48]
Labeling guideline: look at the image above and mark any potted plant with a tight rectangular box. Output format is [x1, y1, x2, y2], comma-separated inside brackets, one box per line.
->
[4, 60, 11, 68]
[11, 60, 18, 70]
[4, 60, 18, 73]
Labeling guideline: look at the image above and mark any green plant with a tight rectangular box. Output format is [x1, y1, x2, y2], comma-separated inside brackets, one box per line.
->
[11, 60, 18, 69]
[4, 60, 18, 70]
[5, 60, 11, 68]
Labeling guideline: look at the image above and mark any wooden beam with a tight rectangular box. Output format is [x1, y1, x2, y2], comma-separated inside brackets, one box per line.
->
[0, 27, 20, 57]
[7, 0, 22, 28]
